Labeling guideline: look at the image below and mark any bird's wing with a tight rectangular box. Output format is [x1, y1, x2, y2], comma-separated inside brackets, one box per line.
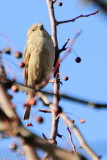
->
[24, 47, 31, 85]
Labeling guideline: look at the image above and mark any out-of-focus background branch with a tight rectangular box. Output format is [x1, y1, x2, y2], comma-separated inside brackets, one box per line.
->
[83, 0, 107, 13]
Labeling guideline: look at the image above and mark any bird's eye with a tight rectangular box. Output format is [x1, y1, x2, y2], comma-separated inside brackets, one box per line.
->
[32, 29, 35, 31]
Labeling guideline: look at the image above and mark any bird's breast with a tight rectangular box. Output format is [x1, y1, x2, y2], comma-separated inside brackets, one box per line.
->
[26, 35, 55, 88]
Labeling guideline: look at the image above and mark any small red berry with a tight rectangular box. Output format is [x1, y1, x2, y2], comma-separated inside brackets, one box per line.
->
[14, 51, 22, 58]
[9, 143, 18, 150]
[26, 123, 33, 127]
[63, 76, 69, 81]
[58, 2, 63, 6]
[80, 119, 86, 123]
[36, 116, 44, 123]
[19, 61, 25, 68]
[3, 48, 11, 54]
[11, 85, 19, 92]
[75, 57, 81, 63]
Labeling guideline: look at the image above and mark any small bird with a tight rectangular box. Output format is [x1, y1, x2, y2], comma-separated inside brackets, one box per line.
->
[23, 23, 55, 120]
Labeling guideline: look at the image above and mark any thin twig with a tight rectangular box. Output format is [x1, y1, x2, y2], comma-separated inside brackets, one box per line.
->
[66, 124, 76, 153]
[58, 38, 70, 53]
[57, 10, 99, 25]
[59, 113, 100, 160]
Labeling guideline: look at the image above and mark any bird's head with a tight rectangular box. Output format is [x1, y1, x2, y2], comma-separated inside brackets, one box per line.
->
[27, 23, 45, 37]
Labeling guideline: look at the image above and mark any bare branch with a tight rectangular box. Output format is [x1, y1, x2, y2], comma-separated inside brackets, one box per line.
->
[22, 144, 39, 160]
[0, 74, 86, 160]
[0, 113, 86, 160]
[0, 82, 38, 159]
[59, 113, 100, 160]
[46, 0, 58, 49]
[3, 80, 107, 109]
[29, 92, 99, 160]
[57, 10, 99, 25]
[46, 0, 59, 143]
[19, 133, 86, 160]
[38, 93, 99, 160]
[66, 124, 76, 153]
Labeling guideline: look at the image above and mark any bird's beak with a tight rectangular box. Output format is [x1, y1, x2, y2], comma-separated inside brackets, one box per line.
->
[38, 24, 44, 30]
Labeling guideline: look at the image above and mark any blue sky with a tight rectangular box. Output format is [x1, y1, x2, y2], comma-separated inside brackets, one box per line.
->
[0, 0, 107, 159]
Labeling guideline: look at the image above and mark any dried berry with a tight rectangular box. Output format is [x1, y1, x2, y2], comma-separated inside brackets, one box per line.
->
[36, 116, 44, 123]
[63, 76, 69, 81]
[80, 119, 86, 123]
[14, 51, 22, 58]
[9, 143, 17, 150]
[19, 61, 25, 68]
[26, 123, 33, 127]
[3, 48, 11, 54]
[75, 57, 81, 63]
[58, 2, 63, 6]
[11, 85, 19, 92]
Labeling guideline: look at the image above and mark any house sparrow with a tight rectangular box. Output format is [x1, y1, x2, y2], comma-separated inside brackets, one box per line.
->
[23, 23, 55, 120]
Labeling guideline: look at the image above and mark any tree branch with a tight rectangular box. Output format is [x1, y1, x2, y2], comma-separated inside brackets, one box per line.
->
[46, 0, 58, 49]
[46, 0, 59, 143]
[26, 92, 99, 160]
[57, 10, 99, 25]
[5, 80, 107, 109]
[22, 144, 39, 160]
[59, 113, 100, 160]
[0, 103, 86, 160]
